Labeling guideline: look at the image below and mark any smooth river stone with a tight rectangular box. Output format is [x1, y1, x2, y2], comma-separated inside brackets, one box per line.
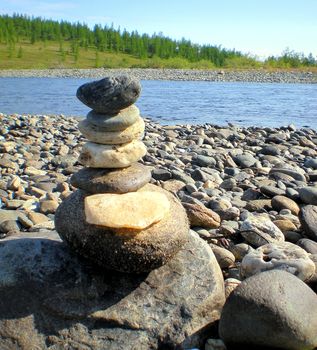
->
[86, 105, 140, 131]
[219, 270, 317, 350]
[55, 184, 189, 273]
[79, 140, 147, 168]
[85, 191, 170, 229]
[70, 163, 151, 194]
[78, 117, 145, 145]
[76, 75, 141, 114]
[240, 241, 316, 282]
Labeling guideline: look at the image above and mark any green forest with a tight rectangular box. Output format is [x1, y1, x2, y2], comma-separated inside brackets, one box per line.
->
[0, 14, 316, 70]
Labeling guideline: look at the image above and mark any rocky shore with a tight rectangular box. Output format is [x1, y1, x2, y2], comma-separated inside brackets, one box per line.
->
[1, 111, 317, 349]
[1, 68, 317, 83]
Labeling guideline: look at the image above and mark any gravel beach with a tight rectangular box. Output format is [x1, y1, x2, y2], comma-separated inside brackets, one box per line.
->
[1, 112, 317, 349]
[1, 68, 317, 83]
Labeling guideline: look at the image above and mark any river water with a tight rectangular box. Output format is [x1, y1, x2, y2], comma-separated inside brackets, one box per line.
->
[0, 77, 316, 129]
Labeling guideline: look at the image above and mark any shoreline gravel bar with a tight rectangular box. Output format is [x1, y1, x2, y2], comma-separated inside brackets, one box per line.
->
[0, 68, 317, 83]
[1, 112, 317, 348]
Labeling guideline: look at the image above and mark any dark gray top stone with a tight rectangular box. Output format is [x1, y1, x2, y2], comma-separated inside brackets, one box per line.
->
[70, 163, 151, 194]
[76, 75, 141, 114]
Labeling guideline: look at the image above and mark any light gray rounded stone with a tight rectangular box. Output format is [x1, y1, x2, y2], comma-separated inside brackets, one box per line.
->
[86, 105, 140, 131]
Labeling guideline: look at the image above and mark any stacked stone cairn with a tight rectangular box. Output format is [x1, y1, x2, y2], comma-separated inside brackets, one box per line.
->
[55, 76, 189, 273]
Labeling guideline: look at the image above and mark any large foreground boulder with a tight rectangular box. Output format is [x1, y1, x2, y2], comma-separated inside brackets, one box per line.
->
[0, 230, 225, 350]
[219, 270, 317, 350]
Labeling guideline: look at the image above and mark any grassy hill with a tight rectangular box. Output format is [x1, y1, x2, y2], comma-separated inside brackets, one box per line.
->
[0, 14, 316, 70]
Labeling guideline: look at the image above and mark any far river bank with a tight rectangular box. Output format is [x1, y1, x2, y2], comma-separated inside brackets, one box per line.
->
[0, 68, 317, 84]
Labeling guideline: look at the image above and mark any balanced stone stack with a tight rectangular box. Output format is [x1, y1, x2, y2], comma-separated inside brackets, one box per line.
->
[55, 76, 189, 273]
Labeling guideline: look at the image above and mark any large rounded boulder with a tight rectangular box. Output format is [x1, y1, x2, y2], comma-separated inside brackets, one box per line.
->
[55, 184, 189, 273]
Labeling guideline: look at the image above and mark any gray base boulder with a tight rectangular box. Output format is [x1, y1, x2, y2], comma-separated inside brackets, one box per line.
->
[55, 184, 189, 273]
[0, 230, 225, 350]
[219, 270, 317, 350]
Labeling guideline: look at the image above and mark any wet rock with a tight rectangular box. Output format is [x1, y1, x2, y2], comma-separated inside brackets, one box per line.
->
[152, 168, 172, 181]
[219, 270, 317, 350]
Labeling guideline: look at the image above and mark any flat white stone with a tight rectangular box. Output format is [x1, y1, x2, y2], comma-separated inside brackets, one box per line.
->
[78, 117, 145, 144]
[84, 191, 170, 229]
[79, 140, 147, 168]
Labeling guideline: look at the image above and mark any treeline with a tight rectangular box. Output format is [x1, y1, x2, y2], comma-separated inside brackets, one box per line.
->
[0, 13, 316, 68]
[0, 13, 245, 66]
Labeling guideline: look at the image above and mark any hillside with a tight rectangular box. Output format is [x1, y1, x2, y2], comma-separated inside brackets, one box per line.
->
[0, 14, 316, 70]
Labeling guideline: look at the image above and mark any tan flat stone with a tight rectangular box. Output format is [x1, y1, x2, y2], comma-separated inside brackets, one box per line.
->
[79, 140, 147, 168]
[85, 191, 170, 229]
[78, 117, 145, 144]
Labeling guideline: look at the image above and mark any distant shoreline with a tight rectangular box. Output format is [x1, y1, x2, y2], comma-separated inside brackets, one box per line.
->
[0, 68, 317, 84]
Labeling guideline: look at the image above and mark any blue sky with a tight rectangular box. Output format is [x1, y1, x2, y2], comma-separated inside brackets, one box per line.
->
[1, 0, 316, 58]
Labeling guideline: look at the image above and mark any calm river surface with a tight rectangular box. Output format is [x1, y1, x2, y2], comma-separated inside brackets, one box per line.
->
[0, 78, 316, 129]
